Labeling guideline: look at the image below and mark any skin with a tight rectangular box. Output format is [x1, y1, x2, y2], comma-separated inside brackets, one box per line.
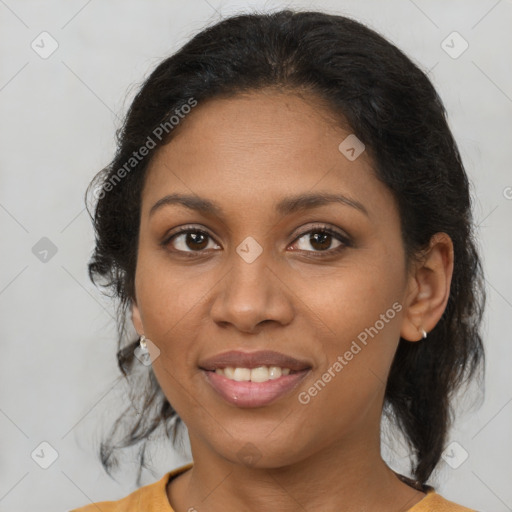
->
[131, 89, 454, 512]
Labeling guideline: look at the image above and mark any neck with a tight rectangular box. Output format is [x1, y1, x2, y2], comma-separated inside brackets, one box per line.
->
[168, 429, 426, 512]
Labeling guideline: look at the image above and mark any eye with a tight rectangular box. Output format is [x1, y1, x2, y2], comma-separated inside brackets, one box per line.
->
[290, 225, 350, 254]
[164, 227, 221, 254]
[162, 224, 350, 257]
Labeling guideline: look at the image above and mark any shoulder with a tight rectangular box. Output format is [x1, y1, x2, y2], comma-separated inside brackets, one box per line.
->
[69, 463, 194, 512]
[407, 489, 477, 512]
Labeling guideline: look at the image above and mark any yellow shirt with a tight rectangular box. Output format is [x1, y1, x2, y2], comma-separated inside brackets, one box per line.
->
[69, 463, 475, 511]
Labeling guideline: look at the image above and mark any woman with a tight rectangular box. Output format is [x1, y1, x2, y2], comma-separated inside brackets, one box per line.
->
[71, 9, 485, 512]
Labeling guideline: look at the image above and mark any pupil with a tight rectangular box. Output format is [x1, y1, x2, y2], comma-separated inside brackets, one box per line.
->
[187, 232, 208, 250]
[310, 232, 331, 250]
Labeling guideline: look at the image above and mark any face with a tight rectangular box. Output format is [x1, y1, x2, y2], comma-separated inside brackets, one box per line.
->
[132, 89, 416, 468]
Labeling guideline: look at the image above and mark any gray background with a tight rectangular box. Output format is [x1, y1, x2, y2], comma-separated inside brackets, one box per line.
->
[0, 0, 511, 511]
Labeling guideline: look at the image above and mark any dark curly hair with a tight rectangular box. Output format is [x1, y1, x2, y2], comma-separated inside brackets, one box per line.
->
[86, 9, 485, 487]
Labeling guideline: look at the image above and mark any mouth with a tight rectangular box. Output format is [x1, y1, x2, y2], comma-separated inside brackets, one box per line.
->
[209, 365, 300, 382]
[199, 350, 312, 408]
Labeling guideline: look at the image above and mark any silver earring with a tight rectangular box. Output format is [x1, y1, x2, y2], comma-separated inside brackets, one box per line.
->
[135, 334, 153, 367]
[420, 328, 427, 339]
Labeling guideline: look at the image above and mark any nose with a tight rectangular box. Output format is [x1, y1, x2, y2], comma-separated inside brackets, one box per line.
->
[210, 248, 295, 334]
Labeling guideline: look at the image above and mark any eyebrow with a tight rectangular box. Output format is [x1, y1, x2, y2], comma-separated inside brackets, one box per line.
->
[149, 192, 368, 218]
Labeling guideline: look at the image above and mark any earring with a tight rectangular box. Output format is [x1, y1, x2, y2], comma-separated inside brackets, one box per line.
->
[420, 328, 427, 339]
[135, 334, 153, 367]
[136, 335, 160, 366]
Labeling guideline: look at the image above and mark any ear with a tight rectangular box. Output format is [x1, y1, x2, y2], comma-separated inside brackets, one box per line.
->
[400, 232, 454, 342]
[131, 299, 144, 336]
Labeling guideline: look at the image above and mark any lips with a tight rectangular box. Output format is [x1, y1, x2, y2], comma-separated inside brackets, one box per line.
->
[202, 369, 310, 407]
[198, 350, 312, 408]
[198, 350, 312, 372]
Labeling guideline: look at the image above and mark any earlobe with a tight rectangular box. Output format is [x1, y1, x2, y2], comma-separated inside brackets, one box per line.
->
[400, 232, 454, 342]
[131, 300, 144, 335]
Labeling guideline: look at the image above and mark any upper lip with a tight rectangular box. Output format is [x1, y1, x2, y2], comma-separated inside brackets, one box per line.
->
[199, 350, 312, 371]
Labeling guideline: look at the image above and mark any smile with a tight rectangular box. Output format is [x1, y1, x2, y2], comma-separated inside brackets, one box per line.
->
[201, 367, 310, 408]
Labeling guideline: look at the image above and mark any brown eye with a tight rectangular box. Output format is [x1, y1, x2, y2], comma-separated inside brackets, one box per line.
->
[184, 232, 208, 250]
[167, 229, 220, 253]
[291, 226, 349, 254]
[308, 231, 334, 251]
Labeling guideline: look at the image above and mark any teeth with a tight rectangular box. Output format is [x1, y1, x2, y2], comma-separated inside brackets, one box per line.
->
[214, 366, 292, 382]
[233, 368, 251, 381]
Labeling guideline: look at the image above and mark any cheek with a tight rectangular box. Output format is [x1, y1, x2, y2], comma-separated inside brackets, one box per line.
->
[290, 249, 404, 342]
[291, 259, 404, 412]
[135, 249, 214, 334]
[133, 254, 216, 386]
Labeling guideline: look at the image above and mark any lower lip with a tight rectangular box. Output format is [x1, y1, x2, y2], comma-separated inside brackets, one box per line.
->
[201, 369, 310, 408]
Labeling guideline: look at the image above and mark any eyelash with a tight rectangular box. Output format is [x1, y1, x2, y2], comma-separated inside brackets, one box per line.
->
[161, 223, 352, 258]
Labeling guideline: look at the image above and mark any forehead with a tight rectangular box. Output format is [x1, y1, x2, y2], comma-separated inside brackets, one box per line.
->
[156, 89, 347, 160]
[141, 90, 394, 222]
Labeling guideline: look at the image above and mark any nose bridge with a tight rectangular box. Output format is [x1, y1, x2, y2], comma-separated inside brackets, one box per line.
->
[225, 242, 272, 311]
[210, 237, 293, 332]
